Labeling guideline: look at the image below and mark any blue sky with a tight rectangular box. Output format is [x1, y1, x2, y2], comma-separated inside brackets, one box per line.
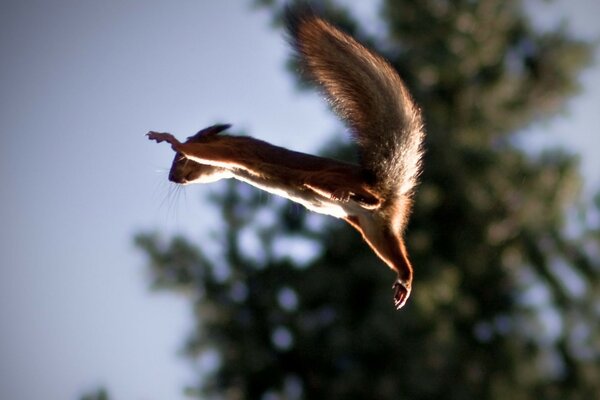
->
[1, 1, 598, 399]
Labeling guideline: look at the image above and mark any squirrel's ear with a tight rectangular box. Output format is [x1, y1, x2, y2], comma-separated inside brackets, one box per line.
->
[188, 124, 232, 141]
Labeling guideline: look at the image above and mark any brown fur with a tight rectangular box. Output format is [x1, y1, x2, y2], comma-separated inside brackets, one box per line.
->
[147, 8, 424, 309]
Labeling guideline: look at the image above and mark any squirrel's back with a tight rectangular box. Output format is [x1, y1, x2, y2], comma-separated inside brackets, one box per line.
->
[286, 6, 424, 200]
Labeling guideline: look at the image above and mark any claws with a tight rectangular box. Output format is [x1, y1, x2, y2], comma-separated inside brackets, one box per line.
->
[147, 131, 175, 143]
[393, 279, 411, 310]
[147, 132, 182, 151]
[331, 189, 351, 202]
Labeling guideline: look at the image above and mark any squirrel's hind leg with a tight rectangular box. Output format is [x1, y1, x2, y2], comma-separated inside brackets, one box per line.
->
[303, 179, 381, 209]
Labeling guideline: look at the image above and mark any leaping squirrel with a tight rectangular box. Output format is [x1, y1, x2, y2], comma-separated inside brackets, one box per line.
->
[148, 7, 425, 309]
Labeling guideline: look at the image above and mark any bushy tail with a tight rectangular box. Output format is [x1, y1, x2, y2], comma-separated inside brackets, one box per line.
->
[285, 6, 424, 198]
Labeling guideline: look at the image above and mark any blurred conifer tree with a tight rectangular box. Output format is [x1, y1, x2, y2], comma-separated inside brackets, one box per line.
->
[136, 1, 599, 398]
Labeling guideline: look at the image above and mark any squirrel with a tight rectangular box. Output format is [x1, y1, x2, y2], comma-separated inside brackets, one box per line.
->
[147, 6, 425, 310]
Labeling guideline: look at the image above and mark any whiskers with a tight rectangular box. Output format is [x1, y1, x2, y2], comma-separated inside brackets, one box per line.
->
[152, 169, 186, 223]
[164, 183, 187, 221]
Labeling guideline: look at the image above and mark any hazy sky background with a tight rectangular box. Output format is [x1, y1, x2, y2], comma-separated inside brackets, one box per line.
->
[1, 1, 598, 399]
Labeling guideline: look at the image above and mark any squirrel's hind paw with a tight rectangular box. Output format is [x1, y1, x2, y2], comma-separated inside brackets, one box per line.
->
[393, 279, 411, 310]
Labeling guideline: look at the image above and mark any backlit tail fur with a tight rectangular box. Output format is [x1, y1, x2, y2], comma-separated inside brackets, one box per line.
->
[286, 6, 424, 199]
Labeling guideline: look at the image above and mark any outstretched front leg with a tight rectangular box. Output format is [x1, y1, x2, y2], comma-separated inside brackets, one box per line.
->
[148, 131, 257, 172]
[147, 131, 182, 149]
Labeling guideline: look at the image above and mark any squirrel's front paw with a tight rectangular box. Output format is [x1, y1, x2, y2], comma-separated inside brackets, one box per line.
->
[147, 131, 175, 144]
[147, 132, 182, 151]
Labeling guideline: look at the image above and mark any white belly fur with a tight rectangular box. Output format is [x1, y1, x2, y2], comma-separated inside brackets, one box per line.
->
[233, 175, 364, 219]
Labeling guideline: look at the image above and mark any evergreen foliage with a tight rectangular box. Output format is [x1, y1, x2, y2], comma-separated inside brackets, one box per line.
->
[136, 1, 599, 398]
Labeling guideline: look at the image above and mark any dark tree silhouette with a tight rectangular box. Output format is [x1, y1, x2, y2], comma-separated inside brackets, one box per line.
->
[136, 1, 599, 399]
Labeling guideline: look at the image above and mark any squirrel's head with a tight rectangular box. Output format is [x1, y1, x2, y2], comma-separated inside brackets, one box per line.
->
[168, 124, 232, 184]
